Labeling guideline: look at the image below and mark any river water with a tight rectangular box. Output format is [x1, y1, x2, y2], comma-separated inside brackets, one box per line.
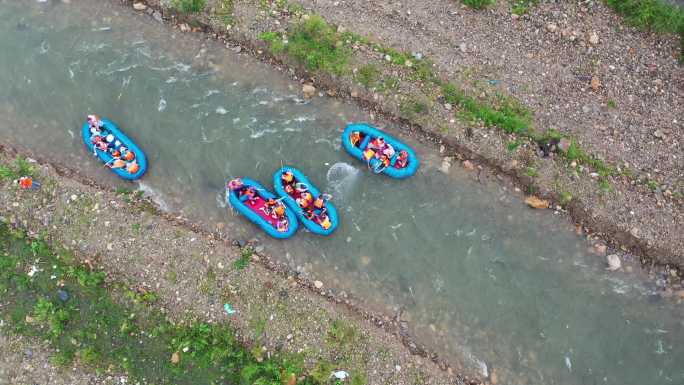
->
[1, 1, 682, 384]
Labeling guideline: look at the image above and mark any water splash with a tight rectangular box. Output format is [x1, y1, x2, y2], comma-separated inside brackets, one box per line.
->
[158, 98, 167, 112]
[137, 182, 170, 212]
[326, 162, 360, 202]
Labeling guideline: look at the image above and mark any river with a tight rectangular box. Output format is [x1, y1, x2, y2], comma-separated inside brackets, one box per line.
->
[0, 1, 682, 384]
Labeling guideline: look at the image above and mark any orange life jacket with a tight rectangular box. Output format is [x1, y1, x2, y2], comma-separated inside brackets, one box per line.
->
[18, 177, 32, 189]
[124, 151, 135, 161]
[127, 162, 140, 174]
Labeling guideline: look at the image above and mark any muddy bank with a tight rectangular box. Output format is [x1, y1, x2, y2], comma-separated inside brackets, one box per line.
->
[122, 0, 682, 270]
[0, 146, 477, 384]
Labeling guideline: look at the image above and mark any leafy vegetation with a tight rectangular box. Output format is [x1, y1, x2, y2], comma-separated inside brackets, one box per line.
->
[172, 0, 206, 13]
[461, 0, 495, 10]
[356, 64, 380, 87]
[233, 247, 253, 270]
[0, 223, 329, 384]
[510, 0, 539, 15]
[605, 0, 684, 62]
[0, 157, 35, 182]
[260, 15, 351, 74]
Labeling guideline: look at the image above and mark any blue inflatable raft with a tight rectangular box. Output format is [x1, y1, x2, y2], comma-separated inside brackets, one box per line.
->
[341, 123, 419, 179]
[273, 166, 338, 236]
[226, 177, 299, 239]
[81, 118, 147, 181]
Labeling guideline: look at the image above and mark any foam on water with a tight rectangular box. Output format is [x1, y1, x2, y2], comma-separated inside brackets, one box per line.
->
[137, 182, 170, 212]
[326, 162, 360, 202]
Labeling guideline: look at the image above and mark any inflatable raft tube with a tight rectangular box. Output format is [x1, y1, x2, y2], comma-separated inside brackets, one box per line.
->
[341, 123, 419, 179]
[226, 177, 298, 239]
[81, 118, 147, 181]
[273, 166, 339, 236]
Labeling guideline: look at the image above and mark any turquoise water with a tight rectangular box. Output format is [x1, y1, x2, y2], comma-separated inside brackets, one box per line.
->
[0, 1, 682, 384]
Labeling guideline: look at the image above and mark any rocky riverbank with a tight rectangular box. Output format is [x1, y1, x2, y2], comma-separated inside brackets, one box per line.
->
[0, 146, 473, 384]
[124, 0, 683, 272]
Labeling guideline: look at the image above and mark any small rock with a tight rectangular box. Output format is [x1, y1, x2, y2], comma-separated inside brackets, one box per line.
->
[215, 222, 225, 231]
[675, 290, 684, 300]
[384, 54, 391, 62]
[444, 103, 452, 111]
[314, 280, 323, 289]
[350, 90, 359, 98]
[133, 2, 147, 11]
[463, 160, 475, 171]
[302, 84, 316, 99]
[606, 254, 621, 271]
[178, 23, 190, 32]
[286, 333, 293, 340]
[545, 23, 558, 33]
[360, 255, 371, 266]
[70, 194, 78, 202]
[171, 352, 180, 364]
[558, 138, 571, 152]
[590, 76, 601, 91]
[152, 10, 163, 23]
[629, 227, 640, 238]
[592, 243, 607, 256]
[525, 196, 549, 209]
[405, 60, 412, 67]
[440, 157, 452, 174]
[107, 243, 114, 251]
[587, 31, 599, 45]
[231, 45, 242, 53]
[653, 130, 665, 139]
[459, 43, 467, 53]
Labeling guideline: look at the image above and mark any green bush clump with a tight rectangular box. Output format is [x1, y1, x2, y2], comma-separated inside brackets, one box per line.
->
[260, 15, 351, 74]
[172, 0, 206, 13]
[462, 0, 495, 10]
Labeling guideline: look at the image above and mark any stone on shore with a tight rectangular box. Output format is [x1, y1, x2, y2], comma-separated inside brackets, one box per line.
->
[525, 196, 549, 209]
[302, 84, 316, 99]
[133, 2, 147, 11]
[606, 254, 621, 271]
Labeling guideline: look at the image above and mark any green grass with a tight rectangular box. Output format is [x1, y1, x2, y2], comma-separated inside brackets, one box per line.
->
[233, 248, 252, 270]
[646, 179, 660, 191]
[0, 223, 323, 384]
[606, 99, 617, 108]
[524, 167, 539, 177]
[605, 0, 684, 33]
[356, 64, 380, 87]
[214, 0, 234, 25]
[172, 0, 206, 13]
[510, 0, 539, 15]
[507, 140, 521, 152]
[605, 0, 684, 62]
[441, 83, 532, 134]
[0, 157, 35, 182]
[260, 15, 351, 75]
[559, 191, 573, 206]
[462, 0, 495, 10]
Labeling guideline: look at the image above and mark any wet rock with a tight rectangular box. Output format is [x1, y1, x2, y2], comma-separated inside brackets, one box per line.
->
[524, 196, 549, 209]
[462, 160, 475, 171]
[302, 84, 316, 99]
[152, 10, 163, 23]
[314, 280, 323, 289]
[439, 157, 452, 174]
[133, 2, 147, 11]
[591, 242, 607, 256]
[171, 352, 180, 364]
[179, 23, 190, 33]
[606, 254, 621, 271]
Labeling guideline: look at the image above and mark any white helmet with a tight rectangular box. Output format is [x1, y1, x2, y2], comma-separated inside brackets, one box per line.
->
[106, 134, 114, 143]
